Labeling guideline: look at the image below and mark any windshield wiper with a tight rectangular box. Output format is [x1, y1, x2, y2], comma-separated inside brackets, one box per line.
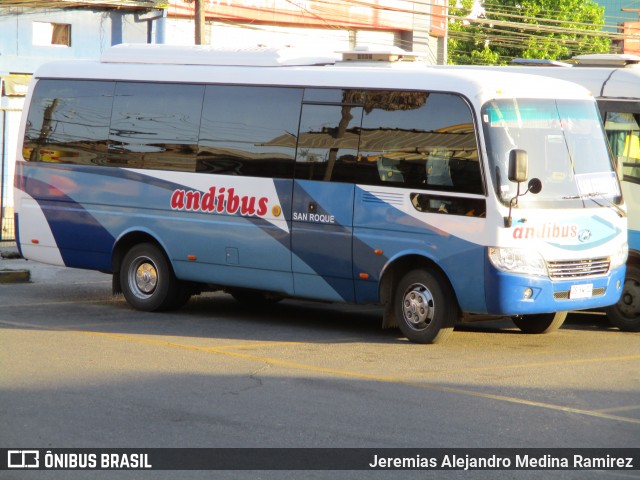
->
[562, 192, 626, 218]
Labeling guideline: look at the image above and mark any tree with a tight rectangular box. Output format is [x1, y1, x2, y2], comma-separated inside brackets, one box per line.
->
[448, 0, 611, 65]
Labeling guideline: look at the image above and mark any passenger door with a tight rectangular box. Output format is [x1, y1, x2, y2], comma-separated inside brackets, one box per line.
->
[291, 92, 363, 302]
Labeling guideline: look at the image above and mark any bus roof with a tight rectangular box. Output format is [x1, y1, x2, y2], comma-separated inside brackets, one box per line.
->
[454, 64, 640, 101]
[32, 44, 594, 104]
[100, 43, 339, 66]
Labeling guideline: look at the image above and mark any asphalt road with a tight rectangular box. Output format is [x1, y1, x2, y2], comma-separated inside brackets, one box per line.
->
[1, 255, 639, 480]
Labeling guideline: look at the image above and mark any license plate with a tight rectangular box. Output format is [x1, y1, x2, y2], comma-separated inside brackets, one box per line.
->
[570, 284, 593, 299]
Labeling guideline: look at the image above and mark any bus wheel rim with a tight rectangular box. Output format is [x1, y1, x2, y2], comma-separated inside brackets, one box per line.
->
[402, 283, 434, 329]
[131, 258, 158, 297]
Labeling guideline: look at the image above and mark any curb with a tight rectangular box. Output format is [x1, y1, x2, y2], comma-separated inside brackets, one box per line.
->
[0, 269, 31, 283]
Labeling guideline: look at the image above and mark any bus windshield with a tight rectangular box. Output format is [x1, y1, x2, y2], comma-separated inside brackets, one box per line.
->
[482, 98, 622, 208]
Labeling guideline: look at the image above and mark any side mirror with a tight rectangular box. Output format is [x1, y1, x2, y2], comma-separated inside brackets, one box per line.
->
[528, 177, 542, 194]
[508, 149, 528, 183]
[503, 149, 542, 228]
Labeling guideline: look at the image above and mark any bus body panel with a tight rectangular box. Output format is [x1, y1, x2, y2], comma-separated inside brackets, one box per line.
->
[603, 68, 640, 100]
[484, 262, 625, 315]
[352, 185, 488, 312]
[292, 180, 355, 302]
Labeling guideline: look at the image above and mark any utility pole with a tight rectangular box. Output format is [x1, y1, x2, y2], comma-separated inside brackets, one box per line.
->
[195, 0, 205, 45]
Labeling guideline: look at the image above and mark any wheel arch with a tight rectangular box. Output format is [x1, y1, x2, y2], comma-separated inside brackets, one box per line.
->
[379, 253, 461, 327]
[111, 230, 168, 295]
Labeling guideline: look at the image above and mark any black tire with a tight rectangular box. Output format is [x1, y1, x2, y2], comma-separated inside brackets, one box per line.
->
[120, 243, 185, 311]
[605, 265, 640, 332]
[394, 269, 457, 344]
[512, 311, 567, 334]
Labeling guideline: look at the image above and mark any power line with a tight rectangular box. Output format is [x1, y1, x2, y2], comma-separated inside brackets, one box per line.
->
[2, 0, 634, 58]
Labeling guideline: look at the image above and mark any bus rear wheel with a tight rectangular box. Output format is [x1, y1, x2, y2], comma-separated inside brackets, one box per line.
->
[511, 311, 567, 334]
[394, 269, 457, 344]
[120, 243, 184, 311]
[605, 265, 640, 332]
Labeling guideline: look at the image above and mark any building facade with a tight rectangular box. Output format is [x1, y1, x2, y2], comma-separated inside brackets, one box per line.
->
[594, 0, 640, 54]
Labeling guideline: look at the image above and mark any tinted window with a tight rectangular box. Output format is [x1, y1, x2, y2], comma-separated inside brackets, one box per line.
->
[296, 102, 363, 182]
[109, 82, 205, 171]
[198, 86, 303, 178]
[604, 110, 640, 185]
[358, 92, 482, 193]
[23, 79, 114, 164]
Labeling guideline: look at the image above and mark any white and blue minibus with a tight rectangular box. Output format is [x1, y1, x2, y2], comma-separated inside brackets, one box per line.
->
[459, 54, 639, 331]
[13, 45, 628, 343]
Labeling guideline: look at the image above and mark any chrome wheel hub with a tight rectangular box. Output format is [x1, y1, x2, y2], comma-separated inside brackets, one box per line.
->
[132, 260, 158, 296]
[402, 283, 434, 328]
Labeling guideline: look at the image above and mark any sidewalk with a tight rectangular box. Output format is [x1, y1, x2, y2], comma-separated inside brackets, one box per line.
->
[0, 241, 30, 283]
[0, 241, 20, 258]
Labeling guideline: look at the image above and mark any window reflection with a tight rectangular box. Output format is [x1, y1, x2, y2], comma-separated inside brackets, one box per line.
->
[109, 82, 204, 171]
[198, 86, 303, 178]
[23, 80, 114, 165]
[23, 82, 483, 197]
[295, 104, 363, 182]
[357, 91, 482, 193]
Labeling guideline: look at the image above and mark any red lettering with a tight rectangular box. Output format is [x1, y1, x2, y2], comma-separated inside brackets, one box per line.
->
[240, 196, 256, 215]
[201, 187, 216, 212]
[512, 223, 580, 240]
[185, 191, 201, 211]
[170, 189, 185, 210]
[227, 188, 240, 214]
[513, 227, 523, 239]
[170, 185, 274, 217]
[257, 197, 268, 216]
[216, 187, 226, 213]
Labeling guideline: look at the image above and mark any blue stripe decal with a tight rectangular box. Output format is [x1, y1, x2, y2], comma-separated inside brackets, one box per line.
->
[546, 215, 623, 251]
[24, 177, 115, 271]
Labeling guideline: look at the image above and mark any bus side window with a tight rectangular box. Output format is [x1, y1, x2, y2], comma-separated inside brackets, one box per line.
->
[109, 82, 204, 171]
[23, 79, 114, 165]
[295, 101, 363, 183]
[198, 86, 303, 179]
[358, 92, 483, 194]
[604, 111, 640, 183]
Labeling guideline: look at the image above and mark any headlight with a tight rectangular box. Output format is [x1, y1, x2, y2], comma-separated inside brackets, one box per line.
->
[488, 247, 548, 276]
[610, 241, 628, 269]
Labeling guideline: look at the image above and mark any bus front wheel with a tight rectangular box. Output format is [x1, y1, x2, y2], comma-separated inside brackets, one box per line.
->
[394, 269, 457, 344]
[511, 311, 567, 334]
[120, 243, 181, 311]
[605, 265, 640, 332]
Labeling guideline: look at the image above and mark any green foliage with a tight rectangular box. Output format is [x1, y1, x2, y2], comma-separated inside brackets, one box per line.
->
[448, 0, 610, 65]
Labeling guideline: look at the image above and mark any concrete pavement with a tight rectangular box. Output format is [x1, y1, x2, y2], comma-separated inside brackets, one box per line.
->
[0, 241, 30, 283]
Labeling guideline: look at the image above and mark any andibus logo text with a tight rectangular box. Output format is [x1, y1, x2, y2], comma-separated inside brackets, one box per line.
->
[170, 186, 269, 217]
[513, 223, 578, 240]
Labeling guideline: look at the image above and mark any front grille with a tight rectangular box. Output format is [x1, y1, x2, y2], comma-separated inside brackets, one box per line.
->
[547, 257, 610, 279]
